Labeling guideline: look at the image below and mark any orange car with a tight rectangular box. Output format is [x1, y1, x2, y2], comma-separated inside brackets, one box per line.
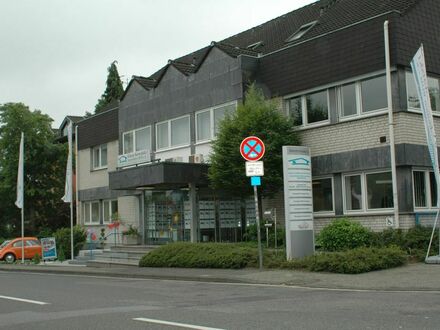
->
[0, 237, 42, 263]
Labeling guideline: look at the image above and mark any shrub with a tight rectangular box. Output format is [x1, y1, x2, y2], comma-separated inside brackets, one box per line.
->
[54, 226, 87, 258]
[317, 218, 372, 251]
[282, 246, 407, 274]
[32, 253, 41, 264]
[139, 242, 258, 269]
[36, 228, 53, 240]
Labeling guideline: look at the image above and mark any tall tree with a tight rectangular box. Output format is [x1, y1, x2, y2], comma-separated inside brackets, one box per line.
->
[0, 103, 69, 236]
[95, 60, 124, 114]
[208, 84, 300, 198]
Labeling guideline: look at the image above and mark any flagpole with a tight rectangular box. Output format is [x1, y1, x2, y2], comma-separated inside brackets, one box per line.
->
[21, 132, 24, 264]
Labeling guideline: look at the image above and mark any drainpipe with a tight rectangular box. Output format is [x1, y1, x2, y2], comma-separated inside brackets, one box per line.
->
[384, 20, 400, 228]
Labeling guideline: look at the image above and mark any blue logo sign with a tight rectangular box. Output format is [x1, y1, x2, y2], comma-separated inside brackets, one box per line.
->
[288, 157, 310, 166]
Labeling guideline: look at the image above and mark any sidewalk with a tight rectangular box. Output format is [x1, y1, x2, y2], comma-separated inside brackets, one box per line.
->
[1, 262, 439, 291]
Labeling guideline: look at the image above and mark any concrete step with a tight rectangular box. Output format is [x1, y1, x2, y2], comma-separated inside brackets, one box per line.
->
[86, 259, 140, 268]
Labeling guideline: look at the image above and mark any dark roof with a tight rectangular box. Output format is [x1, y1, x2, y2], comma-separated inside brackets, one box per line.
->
[126, 0, 419, 92]
[66, 115, 84, 123]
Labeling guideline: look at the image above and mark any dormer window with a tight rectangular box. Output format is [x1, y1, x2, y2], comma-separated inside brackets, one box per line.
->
[247, 41, 264, 50]
[286, 21, 317, 42]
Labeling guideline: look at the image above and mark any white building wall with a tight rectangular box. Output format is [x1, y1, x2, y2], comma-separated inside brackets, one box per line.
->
[118, 195, 140, 230]
[78, 140, 119, 190]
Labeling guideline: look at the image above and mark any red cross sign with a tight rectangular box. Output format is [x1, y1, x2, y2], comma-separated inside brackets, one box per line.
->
[240, 136, 265, 161]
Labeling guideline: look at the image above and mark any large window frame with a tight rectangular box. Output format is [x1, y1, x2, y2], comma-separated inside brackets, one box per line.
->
[312, 176, 335, 215]
[338, 74, 388, 121]
[413, 169, 438, 210]
[102, 200, 118, 224]
[83, 201, 101, 225]
[122, 126, 152, 154]
[287, 89, 330, 128]
[342, 171, 394, 214]
[92, 144, 108, 170]
[155, 115, 190, 151]
[195, 101, 237, 143]
[406, 71, 440, 113]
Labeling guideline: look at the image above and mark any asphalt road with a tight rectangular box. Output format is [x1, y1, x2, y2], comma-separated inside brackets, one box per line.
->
[0, 271, 439, 330]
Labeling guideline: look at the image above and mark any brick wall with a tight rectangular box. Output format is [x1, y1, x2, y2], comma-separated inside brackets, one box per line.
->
[299, 114, 389, 157]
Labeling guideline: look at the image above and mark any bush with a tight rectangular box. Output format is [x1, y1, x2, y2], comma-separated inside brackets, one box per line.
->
[36, 228, 53, 240]
[370, 225, 439, 261]
[32, 253, 41, 264]
[54, 226, 87, 258]
[282, 246, 407, 274]
[317, 218, 372, 251]
[139, 242, 258, 269]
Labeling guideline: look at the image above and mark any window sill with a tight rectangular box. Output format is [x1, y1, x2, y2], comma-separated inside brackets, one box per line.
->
[296, 120, 330, 130]
[195, 140, 212, 146]
[91, 166, 108, 172]
[343, 210, 394, 216]
[313, 212, 335, 218]
[408, 108, 440, 116]
[84, 222, 100, 226]
[339, 109, 388, 123]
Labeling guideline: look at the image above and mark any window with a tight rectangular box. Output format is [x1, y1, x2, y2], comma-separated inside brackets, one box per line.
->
[196, 110, 211, 141]
[195, 102, 237, 142]
[171, 116, 190, 146]
[344, 171, 393, 213]
[287, 90, 329, 126]
[83, 201, 100, 224]
[156, 116, 190, 150]
[123, 126, 151, 154]
[312, 177, 334, 213]
[361, 75, 387, 112]
[103, 200, 118, 223]
[340, 83, 357, 117]
[92, 144, 107, 169]
[286, 21, 317, 42]
[306, 90, 329, 123]
[413, 170, 438, 208]
[406, 72, 440, 112]
[339, 75, 388, 119]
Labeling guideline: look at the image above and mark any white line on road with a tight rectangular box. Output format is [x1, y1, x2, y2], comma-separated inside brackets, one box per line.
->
[0, 295, 49, 305]
[133, 317, 225, 330]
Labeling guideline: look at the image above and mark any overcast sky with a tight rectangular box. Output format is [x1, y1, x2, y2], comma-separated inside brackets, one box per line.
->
[0, 0, 314, 127]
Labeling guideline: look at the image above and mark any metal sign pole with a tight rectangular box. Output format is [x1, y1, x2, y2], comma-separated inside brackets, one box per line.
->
[254, 185, 263, 270]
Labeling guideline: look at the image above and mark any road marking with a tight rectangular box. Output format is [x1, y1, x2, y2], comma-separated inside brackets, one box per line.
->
[0, 295, 49, 305]
[133, 317, 225, 330]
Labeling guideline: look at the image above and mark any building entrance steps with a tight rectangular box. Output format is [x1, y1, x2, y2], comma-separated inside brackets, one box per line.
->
[85, 245, 158, 268]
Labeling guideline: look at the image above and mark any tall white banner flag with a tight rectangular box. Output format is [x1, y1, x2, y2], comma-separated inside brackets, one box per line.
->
[410, 45, 440, 205]
[15, 132, 24, 209]
[62, 122, 73, 203]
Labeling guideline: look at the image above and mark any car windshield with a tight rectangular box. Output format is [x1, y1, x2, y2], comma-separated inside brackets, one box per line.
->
[0, 240, 10, 248]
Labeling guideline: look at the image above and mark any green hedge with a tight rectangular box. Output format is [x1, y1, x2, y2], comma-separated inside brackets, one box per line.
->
[139, 242, 258, 269]
[282, 246, 407, 274]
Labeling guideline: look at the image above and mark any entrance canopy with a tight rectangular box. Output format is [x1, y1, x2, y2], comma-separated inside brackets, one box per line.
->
[109, 162, 210, 190]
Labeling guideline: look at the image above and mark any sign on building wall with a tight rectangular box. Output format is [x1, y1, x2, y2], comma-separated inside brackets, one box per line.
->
[117, 150, 151, 168]
[282, 146, 315, 259]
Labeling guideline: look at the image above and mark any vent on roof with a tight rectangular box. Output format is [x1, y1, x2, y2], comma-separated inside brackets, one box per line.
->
[286, 21, 317, 42]
[247, 41, 264, 50]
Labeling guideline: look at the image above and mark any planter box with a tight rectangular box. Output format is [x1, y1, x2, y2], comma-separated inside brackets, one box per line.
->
[122, 235, 139, 245]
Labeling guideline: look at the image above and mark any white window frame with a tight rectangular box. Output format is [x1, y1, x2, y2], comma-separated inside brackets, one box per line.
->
[195, 101, 237, 144]
[155, 115, 191, 151]
[412, 169, 438, 210]
[342, 171, 394, 215]
[287, 89, 330, 128]
[122, 125, 151, 154]
[338, 75, 388, 121]
[92, 144, 107, 170]
[102, 199, 118, 224]
[83, 201, 100, 225]
[406, 71, 440, 115]
[312, 176, 335, 216]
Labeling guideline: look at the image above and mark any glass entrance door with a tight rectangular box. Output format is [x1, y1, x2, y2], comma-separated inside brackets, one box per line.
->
[144, 190, 189, 244]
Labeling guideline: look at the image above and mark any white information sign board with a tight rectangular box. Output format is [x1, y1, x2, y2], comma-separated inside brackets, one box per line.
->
[245, 161, 264, 177]
[117, 150, 151, 168]
[282, 146, 315, 259]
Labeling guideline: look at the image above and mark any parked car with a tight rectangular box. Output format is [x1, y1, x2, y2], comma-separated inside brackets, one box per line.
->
[0, 237, 42, 263]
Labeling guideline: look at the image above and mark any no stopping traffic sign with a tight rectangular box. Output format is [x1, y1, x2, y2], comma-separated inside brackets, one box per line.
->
[240, 136, 265, 161]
